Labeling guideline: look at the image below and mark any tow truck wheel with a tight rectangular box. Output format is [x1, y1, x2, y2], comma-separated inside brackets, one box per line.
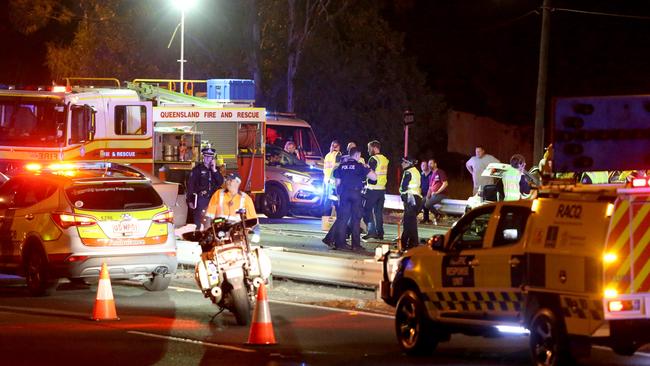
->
[261, 185, 289, 219]
[529, 309, 571, 366]
[24, 247, 59, 297]
[395, 289, 438, 355]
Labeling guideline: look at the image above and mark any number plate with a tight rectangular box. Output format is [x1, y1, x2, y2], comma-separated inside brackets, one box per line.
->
[112, 220, 138, 235]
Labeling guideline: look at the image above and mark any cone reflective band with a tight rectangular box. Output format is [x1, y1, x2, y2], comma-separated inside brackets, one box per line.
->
[92, 263, 119, 321]
[247, 283, 276, 345]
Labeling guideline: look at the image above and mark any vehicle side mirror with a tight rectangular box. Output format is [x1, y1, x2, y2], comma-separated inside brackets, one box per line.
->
[428, 234, 445, 251]
[182, 231, 203, 242]
[85, 105, 96, 141]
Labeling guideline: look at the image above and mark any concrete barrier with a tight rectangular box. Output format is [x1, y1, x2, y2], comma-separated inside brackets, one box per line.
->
[384, 194, 467, 216]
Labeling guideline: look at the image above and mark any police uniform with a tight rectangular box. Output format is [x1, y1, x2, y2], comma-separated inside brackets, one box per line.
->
[332, 157, 370, 250]
[187, 148, 224, 227]
[400, 158, 423, 249]
[363, 153, 389, 240]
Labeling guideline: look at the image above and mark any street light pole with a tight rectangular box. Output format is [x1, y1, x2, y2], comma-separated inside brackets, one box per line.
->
[533, 0, 551, 162]
[179, 8, 185, 94]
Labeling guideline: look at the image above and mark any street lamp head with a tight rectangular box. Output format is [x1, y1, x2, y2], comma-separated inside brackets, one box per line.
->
[172, 0, 197, 11]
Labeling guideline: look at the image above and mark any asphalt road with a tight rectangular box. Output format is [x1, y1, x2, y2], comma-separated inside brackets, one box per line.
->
[1, 278, 648, 366]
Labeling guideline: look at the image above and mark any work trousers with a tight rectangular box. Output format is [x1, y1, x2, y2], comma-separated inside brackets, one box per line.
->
[334, 189, 363, 249]
[363, 189, 385, 237]
[424, 193, 447, 217]
[192, 196, 211, 228]
[401, 194, 423, 249]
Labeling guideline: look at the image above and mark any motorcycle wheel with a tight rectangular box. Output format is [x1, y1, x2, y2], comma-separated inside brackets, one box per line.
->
[231, 286, 252, 326]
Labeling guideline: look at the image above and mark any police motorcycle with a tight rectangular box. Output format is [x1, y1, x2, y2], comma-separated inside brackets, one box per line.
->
[182, 210, 271, 325]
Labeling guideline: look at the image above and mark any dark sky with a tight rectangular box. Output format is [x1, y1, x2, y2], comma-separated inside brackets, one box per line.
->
[3, 0, 650, 127]
[387, 0, 650, 124]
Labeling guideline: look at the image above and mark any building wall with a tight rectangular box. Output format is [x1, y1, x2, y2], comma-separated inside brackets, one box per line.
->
[447, 110, 534, 165]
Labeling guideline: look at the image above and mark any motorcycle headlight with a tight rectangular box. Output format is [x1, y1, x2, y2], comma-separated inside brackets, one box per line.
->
[284, 172, 311, 184]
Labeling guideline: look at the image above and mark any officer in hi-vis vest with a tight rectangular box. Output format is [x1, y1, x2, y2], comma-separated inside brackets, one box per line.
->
[322, 140, 342, 215]
[400, 157, 422, 249]
[363, 140, 389, 241]
[502, 154, 532, 201]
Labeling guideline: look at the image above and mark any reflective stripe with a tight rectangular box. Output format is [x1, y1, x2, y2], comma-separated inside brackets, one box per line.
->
[217, 190, 247, 222]
[502, 167, 522, 201]
[366, 154, 389, 190]
[400, 167, 421, 196]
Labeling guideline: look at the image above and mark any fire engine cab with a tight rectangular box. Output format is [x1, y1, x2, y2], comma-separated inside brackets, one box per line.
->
[0, 78, 266, 222]
[380, 95, 650, 365]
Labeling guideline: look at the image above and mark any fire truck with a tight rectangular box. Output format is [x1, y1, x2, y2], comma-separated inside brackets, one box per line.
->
[0, 78, 266, 215]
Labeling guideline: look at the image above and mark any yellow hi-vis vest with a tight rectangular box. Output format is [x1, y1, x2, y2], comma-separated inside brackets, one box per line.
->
[366, 154, 389, 190]
[583, 171, 609, 184]
[503, 167, 523, 201]
[323, 151, 341, 183]
[400, 166, 422, 196]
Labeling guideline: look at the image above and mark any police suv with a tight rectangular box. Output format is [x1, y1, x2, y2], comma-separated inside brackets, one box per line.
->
[381, 180, 650, 365]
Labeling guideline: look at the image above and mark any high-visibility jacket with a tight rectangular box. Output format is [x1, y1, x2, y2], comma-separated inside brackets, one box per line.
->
[205, 189, 258, 221]
[583, 171, 609, 184]
[366, 154, 389, 190]
[503, 167, 523, 201]
[323, 151, 341, 183]
[400, 166, 422, 196]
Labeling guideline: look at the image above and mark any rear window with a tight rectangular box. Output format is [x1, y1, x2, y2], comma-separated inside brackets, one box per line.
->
[66, 183, 163, 210]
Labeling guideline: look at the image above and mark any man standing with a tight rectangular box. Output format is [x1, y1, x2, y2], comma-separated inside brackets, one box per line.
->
[322, 140, 342, 216]
[362, 140, 389, 241]
[400, 157, 423, 250]
[419, 160, 433, 224]
[465, 146, 499, 195]
[187, 148, 224, 228]
[424, 159, 449, 225]
[503, 154, 532, 201]
[332, 147, 376, 251]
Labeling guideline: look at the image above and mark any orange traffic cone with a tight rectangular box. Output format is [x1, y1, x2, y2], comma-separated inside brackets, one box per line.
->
[91, 263, 119, 321]
[246, 283, 276, 345]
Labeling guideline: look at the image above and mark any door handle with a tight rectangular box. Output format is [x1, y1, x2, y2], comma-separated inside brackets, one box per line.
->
[24, 214, 34, 221]
[509, 257, 521, 267]
[469, 259, 480, 267]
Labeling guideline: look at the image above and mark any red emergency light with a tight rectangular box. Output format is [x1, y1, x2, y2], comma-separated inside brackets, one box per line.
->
[632, 178, 649, 188]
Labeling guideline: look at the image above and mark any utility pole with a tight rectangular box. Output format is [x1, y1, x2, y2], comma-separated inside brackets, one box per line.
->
[533, 0, 551, 162]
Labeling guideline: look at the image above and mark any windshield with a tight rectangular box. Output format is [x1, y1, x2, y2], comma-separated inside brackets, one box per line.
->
[0, 97, 66, 147]
[66, 182, 163, 210]
[266, 144, 307, 167]
[266, 125, 322, 157]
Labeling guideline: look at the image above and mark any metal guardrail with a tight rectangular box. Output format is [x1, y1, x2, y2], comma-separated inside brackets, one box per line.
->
[176, 240, 382, 289]
[384, 194, 468, 216]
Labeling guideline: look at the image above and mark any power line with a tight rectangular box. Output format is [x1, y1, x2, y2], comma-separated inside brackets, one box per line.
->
[552, 7, 650, 21]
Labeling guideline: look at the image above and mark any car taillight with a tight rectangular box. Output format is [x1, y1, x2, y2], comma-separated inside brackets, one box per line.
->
[65, 255, 89, 263]
[153, 210, 174, 224]
[51, 213, 97, 229]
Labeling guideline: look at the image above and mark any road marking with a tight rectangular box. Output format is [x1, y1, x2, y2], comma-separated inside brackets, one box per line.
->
[169, 285, 393, 319]
[127, 330, 256, 353]
[593, 345, 650, 358]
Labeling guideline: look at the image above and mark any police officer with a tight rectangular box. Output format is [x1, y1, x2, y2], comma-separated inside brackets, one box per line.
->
[187, 148, 224, 228]
[331, 147, 376, 251]
[400, 157, 423, 250]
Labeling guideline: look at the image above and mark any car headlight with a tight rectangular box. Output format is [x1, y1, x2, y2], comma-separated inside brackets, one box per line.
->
[284, 172, 311, 184]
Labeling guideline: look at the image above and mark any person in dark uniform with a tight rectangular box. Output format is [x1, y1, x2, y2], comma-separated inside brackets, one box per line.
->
[331, 147, 376, 251]
[400, 157, 423, 250]
[187, 148, 224, 228]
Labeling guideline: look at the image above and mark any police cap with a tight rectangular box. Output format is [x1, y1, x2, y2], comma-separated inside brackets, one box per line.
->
[225, 172, 242, 183]
[201, 148, 216, 157]
[401, 156, 417, 166]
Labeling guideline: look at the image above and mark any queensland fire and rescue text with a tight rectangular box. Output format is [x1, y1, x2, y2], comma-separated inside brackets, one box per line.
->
[156, 110, 262, 122]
